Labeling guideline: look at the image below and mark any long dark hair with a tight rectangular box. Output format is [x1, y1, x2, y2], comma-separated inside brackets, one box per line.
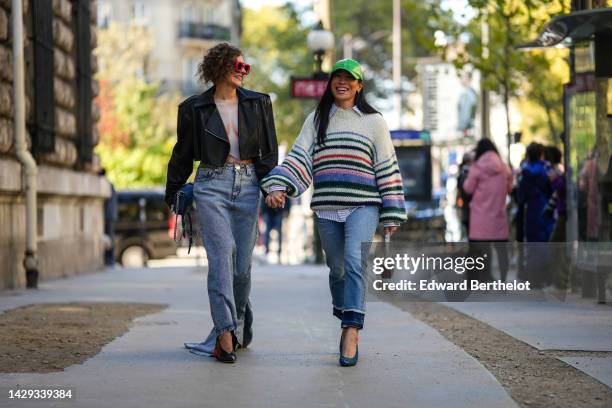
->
[474, 138, 499, 161]
[314, 71, 379, 145]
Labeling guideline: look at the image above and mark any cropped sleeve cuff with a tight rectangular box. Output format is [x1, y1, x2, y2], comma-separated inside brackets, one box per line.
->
[267, 185, 288, 193]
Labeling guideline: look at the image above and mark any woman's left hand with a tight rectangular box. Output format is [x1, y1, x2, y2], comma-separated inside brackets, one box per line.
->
[265, 191, 286, 208]
[384, 226, 398, 236]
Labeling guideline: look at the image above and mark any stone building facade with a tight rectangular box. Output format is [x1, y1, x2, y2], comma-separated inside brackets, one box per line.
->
[0, 0, 109, 289]
[97, 0, 241, 95]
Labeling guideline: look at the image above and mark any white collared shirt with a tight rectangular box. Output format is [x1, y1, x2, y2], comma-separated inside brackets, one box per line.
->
[329, 104, 363, 118]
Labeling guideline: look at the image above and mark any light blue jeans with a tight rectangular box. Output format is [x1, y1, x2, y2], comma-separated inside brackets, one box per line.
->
[190, 163, 260, 353]
[315, 206, 380, 329]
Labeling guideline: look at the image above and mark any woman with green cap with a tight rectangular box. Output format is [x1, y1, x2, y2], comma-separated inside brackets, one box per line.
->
[261, 59, 406, 366]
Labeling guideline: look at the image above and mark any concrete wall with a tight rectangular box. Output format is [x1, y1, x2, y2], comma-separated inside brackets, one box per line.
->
[0, 158, 110, 289]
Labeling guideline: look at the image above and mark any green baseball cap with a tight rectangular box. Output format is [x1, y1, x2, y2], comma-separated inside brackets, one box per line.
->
[330, 59, 364, 81]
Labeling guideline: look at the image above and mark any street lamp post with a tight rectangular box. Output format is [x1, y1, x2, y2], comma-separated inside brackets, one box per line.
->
[305, 21, 333, 264]
[307, 21, 334, 78]
[392, 0, 401, 129]
[291, 22, 333, 99]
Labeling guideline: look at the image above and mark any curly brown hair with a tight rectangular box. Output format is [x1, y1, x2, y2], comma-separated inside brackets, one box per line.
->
[197, 43, 242, 85]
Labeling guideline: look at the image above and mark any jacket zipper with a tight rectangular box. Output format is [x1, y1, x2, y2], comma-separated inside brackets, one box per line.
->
[257, 100, 262, 160]
[204, 128, 228, 144]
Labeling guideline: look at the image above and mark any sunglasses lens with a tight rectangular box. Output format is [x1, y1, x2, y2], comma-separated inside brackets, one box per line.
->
[235, 62, 250, 75]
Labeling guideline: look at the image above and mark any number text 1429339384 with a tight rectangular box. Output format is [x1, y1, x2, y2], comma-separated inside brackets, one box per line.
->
[8, 389, 73, 399]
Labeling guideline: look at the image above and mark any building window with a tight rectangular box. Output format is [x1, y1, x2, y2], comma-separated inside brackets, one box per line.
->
[132, 1, 150, 27]
[203, 6, 214, 24]
[73, 0, 93, 163]
[97, 0, 112, 28]
[183, 56, 200, 95]
[180, 3, 198, 23]
[31, 0, 55, 155]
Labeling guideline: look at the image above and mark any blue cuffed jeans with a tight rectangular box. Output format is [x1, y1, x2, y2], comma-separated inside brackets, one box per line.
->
[193, 163, 260, 351]
[315, 206, 380, 330]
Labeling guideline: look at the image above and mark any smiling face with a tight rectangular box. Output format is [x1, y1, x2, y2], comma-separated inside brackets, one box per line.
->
[221, 55, 248, 89]
[330, 70, 363, 107]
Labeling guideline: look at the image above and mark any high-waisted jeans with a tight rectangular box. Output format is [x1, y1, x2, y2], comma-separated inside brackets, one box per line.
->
[192, 163, 260, 352]
[315, 206, 380, 329]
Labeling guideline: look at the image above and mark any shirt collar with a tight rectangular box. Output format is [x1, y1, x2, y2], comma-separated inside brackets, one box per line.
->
[329, 104, 363, 118]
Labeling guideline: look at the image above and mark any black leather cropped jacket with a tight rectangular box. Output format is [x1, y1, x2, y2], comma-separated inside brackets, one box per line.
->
[164, 86, 278, 207]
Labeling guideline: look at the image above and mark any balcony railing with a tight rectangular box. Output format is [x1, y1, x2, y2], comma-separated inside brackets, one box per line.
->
[178, 22, 231, 42]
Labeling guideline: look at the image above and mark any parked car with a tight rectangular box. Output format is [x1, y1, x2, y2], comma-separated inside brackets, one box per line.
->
[114, 189, 177, 267]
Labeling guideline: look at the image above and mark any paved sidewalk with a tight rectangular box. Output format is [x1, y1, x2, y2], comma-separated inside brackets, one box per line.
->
[447, 301, 612, 352]
[0, 265, 515, 408]
[447, 299, 612, 388]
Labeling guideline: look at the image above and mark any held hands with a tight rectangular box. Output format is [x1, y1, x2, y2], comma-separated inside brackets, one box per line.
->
[383, 226, 398, 237]
[265, 191, 287, 209]
[264, 190, 399, 235]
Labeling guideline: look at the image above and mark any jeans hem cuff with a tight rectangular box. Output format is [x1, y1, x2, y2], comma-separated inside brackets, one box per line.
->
[215, 325, 235, 337]
[341, 322, 364, 330]
[342, 308, 365, 314]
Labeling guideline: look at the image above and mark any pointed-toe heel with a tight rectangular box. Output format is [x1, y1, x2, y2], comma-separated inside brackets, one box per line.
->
[213, 337, 236, 363]
[339, 344, 359, 367]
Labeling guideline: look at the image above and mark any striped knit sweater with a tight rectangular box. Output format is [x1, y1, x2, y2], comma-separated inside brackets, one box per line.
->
[261, 107, 407, 224]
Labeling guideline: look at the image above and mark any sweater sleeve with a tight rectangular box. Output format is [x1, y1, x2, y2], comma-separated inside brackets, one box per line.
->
[372, 116, 407, 224]
[261, 113, 315, 198]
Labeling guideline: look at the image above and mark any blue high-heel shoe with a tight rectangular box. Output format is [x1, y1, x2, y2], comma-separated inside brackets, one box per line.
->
[339, 344, 359, 367]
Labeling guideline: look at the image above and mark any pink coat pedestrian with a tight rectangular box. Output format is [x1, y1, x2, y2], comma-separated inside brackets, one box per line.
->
[463, 151, 512, 240]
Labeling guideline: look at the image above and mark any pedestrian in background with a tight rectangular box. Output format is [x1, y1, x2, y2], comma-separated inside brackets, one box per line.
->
[518, 142, 553, 287]
[261, 59, 406, 366]
[165, 43, 278, 363]
[456, 151, 474, 240]
[544, 145, 566, 241]
[463, 138, 512, 282]
[518, 143, 553, 242]
[543, 145, 568, 288]
[578, 147, 601, 242]
[260, 194, 292, 262]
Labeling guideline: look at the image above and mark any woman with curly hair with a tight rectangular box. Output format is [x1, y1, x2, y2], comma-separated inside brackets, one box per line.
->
[165, 43, 278, 363]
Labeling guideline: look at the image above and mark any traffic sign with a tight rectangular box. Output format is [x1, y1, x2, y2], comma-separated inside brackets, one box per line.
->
[291, 77, 328, 99]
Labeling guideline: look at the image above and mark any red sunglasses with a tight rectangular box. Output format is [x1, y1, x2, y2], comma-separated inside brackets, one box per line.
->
[232, 61, 251, 75]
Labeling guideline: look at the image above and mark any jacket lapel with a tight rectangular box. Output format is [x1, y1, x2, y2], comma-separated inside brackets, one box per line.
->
[194, 86, 229, 143]
[204, 108, 229, 143]
[194, 86, 260, 145]
[236, 88, 248, 141]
